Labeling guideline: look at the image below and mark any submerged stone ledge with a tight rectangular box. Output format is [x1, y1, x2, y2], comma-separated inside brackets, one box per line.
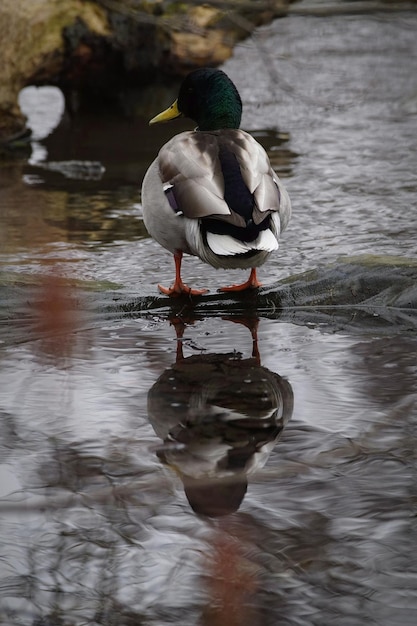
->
[3, 256, 416, 346]
[121, 256, 417, 333]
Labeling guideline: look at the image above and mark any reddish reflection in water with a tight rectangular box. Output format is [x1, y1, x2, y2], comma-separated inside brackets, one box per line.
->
[202, 522, 259, 626]
[34, 268, 82, 360]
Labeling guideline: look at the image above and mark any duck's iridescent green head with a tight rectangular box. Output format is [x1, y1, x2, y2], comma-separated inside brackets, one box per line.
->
[149, 68, 242, 131]
[178, 68, 242, 131]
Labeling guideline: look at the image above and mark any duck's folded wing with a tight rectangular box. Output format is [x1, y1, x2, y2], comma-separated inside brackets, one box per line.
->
[227, 130, 292, 233]
[158, 132, 231, 219]
[223, 130, 282, 217]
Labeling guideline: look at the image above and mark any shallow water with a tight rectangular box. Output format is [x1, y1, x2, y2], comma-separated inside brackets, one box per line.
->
[1, 3, 417, 625]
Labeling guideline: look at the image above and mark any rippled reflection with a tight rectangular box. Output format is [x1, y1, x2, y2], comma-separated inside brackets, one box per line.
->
[148, 318, 293, 516]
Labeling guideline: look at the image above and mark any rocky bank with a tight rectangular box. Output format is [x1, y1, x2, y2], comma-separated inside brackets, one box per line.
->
[0, 0, 290, 146]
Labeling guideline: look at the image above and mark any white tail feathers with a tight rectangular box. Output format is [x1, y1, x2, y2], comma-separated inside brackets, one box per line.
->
[253, 229, 279, 251]
[206, 228, 279, 257]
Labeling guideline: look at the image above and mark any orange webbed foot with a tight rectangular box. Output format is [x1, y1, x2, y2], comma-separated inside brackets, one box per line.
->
[218, 268, 262, 293]
[159, 249, 209, 296]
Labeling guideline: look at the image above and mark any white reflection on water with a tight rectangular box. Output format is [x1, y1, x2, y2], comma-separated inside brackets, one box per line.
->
[19, 86, 65, 165]
[19, 86, 65, 142]
[18, 86, 105, 180]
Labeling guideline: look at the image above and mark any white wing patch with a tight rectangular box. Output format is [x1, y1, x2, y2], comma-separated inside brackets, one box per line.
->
[206, 229, 278, 257]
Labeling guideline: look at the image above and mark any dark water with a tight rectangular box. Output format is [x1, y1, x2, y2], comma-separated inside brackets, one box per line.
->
[1, 3, 417, 625]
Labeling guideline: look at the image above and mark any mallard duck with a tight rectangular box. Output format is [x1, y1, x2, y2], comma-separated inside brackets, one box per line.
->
[141, 68, 291, 296]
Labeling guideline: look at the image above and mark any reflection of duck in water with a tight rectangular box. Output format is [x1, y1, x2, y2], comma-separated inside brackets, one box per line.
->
[148, 319, 293, 517]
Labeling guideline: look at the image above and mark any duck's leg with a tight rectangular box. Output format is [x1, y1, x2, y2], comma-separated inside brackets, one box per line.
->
[222, 316, 260, 364]
[169, 317, 186, 362]
[218, 268, 262, 293]
[158, 250, 209, 296]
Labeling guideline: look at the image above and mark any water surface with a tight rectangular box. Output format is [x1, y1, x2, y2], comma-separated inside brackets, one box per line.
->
[1, 4, 417, 625]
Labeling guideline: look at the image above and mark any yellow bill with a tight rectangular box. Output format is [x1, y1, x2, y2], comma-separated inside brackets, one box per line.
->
[149, 99, 182, 125]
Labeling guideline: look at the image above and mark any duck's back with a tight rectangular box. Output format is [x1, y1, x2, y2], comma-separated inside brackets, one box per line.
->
[157, 129, 290, 227]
